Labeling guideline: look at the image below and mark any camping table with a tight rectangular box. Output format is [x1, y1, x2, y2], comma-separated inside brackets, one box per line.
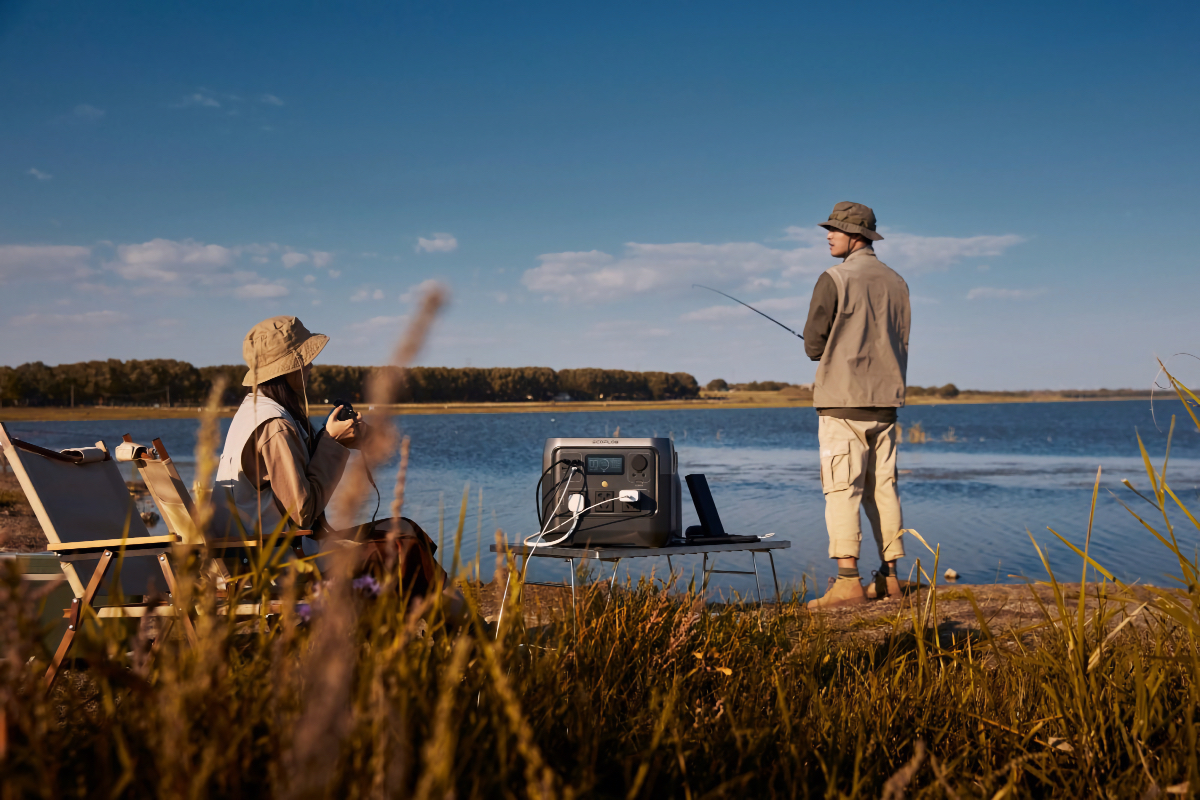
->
[489, 539, 792, 621]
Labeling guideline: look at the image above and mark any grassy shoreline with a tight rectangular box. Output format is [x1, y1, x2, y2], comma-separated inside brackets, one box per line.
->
[0, 391, 1156, 422]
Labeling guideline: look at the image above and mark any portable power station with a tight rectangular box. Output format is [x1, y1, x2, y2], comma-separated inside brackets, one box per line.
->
[540, 437, 681, 547]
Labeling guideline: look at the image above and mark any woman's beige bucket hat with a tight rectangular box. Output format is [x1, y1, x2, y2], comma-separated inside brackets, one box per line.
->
[818, 201, 884, 241]
[241, 316, 329, 387]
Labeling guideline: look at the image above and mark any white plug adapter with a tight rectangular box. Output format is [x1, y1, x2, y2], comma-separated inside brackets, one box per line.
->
[567, 493, 586, 513]
[618, 489, 640, 503]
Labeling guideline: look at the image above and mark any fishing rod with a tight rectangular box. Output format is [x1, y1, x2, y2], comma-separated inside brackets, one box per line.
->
[692, 284, 804, 340]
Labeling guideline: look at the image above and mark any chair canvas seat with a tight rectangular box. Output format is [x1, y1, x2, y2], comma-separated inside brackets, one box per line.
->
[0, 422, 195, 691]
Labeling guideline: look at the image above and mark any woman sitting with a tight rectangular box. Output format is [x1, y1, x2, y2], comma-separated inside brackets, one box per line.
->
[210, 316, 462, 620]
[211, 315, 361, 542]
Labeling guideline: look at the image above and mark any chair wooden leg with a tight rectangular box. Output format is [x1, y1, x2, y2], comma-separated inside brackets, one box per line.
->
[44, 549, 113, 692]
[156, 554, 198, 647]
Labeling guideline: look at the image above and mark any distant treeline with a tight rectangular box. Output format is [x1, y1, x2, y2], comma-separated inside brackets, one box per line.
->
[706, 378, 961, 398]
[0, 360, 700, 406]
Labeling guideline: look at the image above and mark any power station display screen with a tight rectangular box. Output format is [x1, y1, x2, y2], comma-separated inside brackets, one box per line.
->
[585, 455, 625, 475]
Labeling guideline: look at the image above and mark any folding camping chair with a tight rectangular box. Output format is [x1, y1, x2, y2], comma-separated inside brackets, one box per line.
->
[0, 422, 197, 690]
[117, 434, 308, 613]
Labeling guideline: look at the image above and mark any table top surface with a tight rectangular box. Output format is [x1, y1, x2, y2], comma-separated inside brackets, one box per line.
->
[489, 539, 791, 560]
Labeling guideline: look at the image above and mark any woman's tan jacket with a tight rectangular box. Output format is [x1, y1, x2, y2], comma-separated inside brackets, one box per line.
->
[211, 394, 349, 537]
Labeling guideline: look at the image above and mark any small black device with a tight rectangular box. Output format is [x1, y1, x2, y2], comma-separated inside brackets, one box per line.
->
[684, 474, 759, 544]
[333, 400, 356, 421]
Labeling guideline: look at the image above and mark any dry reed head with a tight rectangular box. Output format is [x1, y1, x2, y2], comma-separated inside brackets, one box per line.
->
[365, 285, 447, 412]
[192, 375, 227, 535]
[332, 284, 445, 533]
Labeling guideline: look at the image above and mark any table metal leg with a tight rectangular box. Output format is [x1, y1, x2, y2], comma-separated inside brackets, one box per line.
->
[751, 552, 765, 631]
[568, 557, 577, 637]
[751, 551, 764, 605]
[609, 559, 621, 591]
[666, 555, 674, 584]
[768, 551, 782, 606]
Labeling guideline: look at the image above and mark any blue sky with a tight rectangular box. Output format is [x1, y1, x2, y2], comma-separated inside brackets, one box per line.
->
[2, 0, 1199, 390]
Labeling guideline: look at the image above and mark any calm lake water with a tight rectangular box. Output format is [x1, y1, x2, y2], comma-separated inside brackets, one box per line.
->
[7, 398, 1200, 597]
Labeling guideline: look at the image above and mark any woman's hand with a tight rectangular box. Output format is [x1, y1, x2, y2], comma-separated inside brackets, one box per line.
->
[326, 406, 364, 449]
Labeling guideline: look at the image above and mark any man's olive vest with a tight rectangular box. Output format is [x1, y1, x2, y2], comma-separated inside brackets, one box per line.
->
[812, 248, 911, 409]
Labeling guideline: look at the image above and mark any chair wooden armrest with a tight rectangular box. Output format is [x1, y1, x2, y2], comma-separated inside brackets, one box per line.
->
[53, 535, 180, 552]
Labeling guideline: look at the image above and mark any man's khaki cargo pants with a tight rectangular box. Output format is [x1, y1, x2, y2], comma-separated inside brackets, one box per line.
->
[818, 416, 905, 561]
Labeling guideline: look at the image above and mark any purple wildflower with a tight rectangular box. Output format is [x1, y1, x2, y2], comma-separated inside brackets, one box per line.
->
[353, 574, 381, 597]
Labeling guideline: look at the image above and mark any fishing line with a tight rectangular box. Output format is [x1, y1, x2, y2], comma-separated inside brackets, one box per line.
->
[691, 284, 804, 340]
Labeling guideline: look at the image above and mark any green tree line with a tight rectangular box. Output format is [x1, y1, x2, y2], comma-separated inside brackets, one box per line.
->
[705, 378, 960, 397]
[0, 360, 700, 406]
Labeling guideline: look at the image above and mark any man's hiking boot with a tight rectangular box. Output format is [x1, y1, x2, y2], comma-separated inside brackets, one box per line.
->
[807, 577, 867, 610]
[866, 571, 902, 600]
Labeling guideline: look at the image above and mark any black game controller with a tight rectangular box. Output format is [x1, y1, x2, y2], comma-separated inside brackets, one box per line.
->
[332, 400, 357, 421]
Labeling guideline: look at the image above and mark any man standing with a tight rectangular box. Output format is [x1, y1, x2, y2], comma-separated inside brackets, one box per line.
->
[803, 202, 910, 608]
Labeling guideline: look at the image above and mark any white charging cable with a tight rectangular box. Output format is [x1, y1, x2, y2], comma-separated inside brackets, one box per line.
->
[524, 487, 642, 549]
[524, 466, 578, 548]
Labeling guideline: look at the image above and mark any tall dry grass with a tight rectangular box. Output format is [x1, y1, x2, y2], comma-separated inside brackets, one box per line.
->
[0, 360, 1198, 797]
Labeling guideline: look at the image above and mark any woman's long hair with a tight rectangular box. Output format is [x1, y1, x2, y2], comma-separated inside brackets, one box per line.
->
[256, 373, 317, 451]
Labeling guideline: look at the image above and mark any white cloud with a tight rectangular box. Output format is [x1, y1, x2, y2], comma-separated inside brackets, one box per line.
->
[524, 242, 826, 301]
[416, 233, 458, 253]
[328, 269, 341, 279]
[372, 289, 384, 300]
[311, 251, 333, 269]
[347, 315, 407, 333]
[351, 287, 372, 302]
[876, 232, 1025, 274]
[778, 226, 830, 248]
[27, 167, 52, 181]
[0, 245, 91, 284]
[344, 315, 410, 345]
[493, 291, 509, 304]
[112, 238, 235, 282]
[173, 91, 221, 108]
[73, 104, 105, 121]
[400, 278, 446, 303]
[260, 94, 284, 106]
[966, 286, 1048, 301]
[528, 225, 1026, 302]
[235, 283, 289, 299]
[10, 310, 123, 327]
[1, 236, 348, 299]
[782, 225, 1024, 275]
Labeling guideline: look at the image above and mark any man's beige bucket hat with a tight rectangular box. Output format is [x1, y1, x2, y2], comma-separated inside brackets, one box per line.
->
[241, 316, 329, 387]
[819, 201, 884, 241]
